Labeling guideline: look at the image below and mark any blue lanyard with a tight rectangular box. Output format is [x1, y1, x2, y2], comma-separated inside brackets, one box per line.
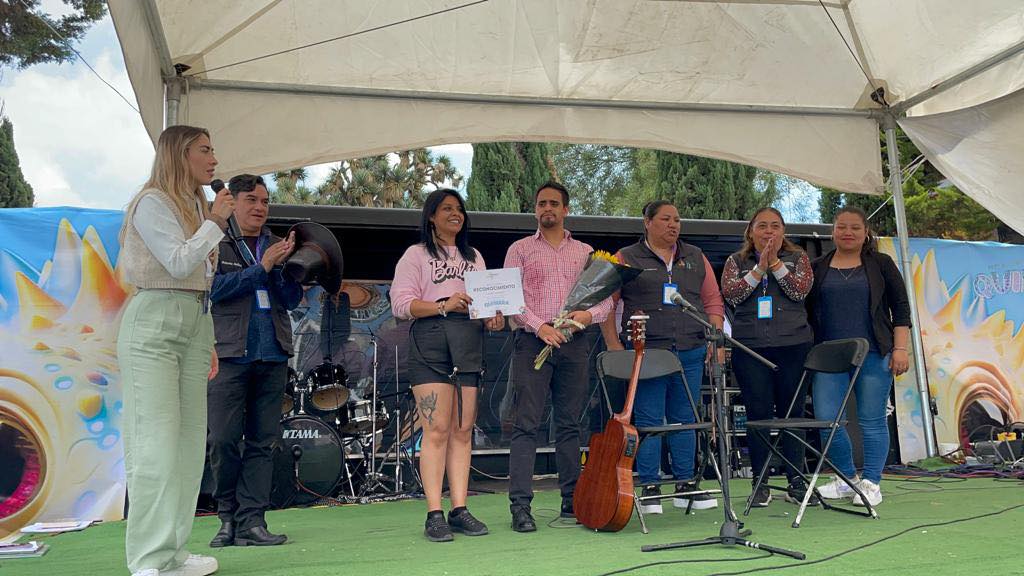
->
[755, 251, 769, 295]
[237, 235, 264, 268]
[646, 239, 677, 283]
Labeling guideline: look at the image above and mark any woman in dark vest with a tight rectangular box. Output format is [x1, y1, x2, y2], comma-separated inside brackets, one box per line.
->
[806, 206, 911, 508]
[721, 207, 816, 508]
[600, 200, 724, 514]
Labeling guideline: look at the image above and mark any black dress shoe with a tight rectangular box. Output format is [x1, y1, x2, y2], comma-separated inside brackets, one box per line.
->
[209, 521, 235, 548]
[234, 526, 287, 546]
[560, 497, 575, 519]
[511, 508, 537, 533]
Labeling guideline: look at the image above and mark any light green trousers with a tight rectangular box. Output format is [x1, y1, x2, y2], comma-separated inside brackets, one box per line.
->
[117, 289, 214, 573]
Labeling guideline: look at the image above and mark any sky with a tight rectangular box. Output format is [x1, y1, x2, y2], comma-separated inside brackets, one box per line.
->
[2, 2, 816, 220]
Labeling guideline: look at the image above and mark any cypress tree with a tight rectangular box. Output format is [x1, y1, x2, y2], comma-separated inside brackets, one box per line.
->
[0, 118, 34, 207]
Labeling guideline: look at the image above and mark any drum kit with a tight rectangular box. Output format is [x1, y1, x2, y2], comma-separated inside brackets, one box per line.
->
[272, 340, 420, 508]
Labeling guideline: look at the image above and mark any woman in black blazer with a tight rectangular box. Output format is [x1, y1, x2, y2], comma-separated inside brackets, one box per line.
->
[805, 206, 911, 508]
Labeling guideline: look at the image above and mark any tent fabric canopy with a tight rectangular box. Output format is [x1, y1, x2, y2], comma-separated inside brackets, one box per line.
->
[109, 0, 1024, 230]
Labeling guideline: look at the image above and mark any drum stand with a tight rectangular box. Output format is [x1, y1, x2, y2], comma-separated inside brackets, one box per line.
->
[359, 337, 393, 496]
[376, 387, 423, 495]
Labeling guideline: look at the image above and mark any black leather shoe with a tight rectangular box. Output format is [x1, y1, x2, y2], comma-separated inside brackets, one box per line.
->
[511, 507, 537, 533]
[560, 496, 575, 519]
[209, 521, 234, 548]
[234, 526, 287, 546]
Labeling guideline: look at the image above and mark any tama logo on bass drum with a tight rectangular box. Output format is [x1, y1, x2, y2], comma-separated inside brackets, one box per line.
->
[282, 428, 321, 439]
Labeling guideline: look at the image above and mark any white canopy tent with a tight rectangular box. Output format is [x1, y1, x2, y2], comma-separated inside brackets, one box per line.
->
[108, 0, 1024, 456]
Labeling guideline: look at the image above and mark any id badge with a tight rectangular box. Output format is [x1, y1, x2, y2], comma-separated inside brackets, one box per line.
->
[256, 289, 271, 310]
[663, 283, 678, 305]
[757, 296, 773, 319]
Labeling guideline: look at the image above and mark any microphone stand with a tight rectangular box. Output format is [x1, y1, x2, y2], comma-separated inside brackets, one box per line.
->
[641, 295, 805, 561]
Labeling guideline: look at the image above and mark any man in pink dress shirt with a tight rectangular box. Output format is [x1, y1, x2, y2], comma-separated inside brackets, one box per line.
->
[502, 181, 614, 533]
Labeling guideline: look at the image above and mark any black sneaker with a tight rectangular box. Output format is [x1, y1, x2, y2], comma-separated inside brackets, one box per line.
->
[511, 507, 537, 532]
[784, 479, 821, 506]
[448, 507, 488, 536]
[424, 511, 454, 542]
[639, 485, 663, 514]
[673, 481, 718, 510]
[749, 484, 772, 508]
[560, 496, 575, 519]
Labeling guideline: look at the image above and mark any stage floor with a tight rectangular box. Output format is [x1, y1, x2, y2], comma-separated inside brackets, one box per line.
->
[4, 477, 1021, 576]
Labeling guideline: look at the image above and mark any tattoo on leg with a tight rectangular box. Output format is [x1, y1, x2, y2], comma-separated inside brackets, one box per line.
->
[419, 392, 438, 426]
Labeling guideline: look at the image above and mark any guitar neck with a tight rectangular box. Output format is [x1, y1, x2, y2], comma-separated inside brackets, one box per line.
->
[615, 345, 645, 423]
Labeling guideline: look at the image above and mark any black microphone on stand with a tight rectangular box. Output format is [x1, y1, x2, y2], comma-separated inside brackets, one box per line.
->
[210, 179, 242, 240]
[669, 290, 698, 311]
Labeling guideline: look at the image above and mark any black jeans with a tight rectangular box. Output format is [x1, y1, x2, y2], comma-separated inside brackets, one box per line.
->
[508, 332, 590, 511]
[207, 360, 288, 530]
[731, 341, 813, 483]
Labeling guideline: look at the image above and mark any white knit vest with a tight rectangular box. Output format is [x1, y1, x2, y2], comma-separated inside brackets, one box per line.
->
[120, 188, 216, 291]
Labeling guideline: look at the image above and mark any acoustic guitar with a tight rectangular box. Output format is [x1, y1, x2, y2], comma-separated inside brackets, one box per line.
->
[574, 314, 648, 531]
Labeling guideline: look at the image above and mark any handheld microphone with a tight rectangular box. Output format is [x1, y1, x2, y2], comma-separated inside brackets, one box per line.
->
[210, 178, 242, 240]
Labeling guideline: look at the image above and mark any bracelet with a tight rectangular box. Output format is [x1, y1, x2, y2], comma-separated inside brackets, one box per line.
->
[893, 346, 907, 351]
[437, 299, 448, 318]
[769, 259, 781, 269]
[751, 264, 764, 276]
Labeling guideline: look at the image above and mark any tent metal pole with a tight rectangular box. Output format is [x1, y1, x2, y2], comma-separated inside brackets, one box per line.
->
[895, 39, 1024, 114]
[188, 78, 876, 118]
[166, 78, 183, 126]
[882, 115, 937, 458]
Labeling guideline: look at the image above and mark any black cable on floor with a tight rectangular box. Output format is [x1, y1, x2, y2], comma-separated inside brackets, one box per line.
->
[594, 551, 775, 576]
[592, 501, 1023, 576]
[704, 502, 1024, 576]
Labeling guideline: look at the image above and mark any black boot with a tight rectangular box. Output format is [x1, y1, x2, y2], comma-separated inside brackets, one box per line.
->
[209, 520, 235, 548]
[234, 525, 287, 546]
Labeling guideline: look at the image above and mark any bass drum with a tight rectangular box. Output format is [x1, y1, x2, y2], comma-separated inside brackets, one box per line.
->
[271, 415, 344, 508]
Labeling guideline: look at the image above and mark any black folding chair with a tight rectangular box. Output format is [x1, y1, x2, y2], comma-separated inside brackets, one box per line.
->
[595, 348, 720, 534]
[742, 337, 878, 527]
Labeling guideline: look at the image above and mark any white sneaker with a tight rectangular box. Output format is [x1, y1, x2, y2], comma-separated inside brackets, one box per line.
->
[815, 475, 859, 499]
[852, 479, 882, 507]
[132, 570, 160, 576]
[164, 554, 219, 576]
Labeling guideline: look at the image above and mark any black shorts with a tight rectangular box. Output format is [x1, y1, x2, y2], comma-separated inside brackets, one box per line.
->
[407, 315, 483, 387]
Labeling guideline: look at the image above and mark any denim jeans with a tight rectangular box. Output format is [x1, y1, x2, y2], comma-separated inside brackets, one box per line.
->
[812, 351, 893, 484]
[633, 345, 706, 484]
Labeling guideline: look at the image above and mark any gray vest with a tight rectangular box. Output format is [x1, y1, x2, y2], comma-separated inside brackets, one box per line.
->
[726, 250, 813, 349]
[619, 239, 707, 350]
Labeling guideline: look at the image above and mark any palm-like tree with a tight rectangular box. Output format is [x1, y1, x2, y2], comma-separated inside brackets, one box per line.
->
[283, 149, 464, 207]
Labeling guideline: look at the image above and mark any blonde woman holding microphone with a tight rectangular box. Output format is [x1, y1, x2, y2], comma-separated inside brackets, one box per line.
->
[118, 125, 234, 576]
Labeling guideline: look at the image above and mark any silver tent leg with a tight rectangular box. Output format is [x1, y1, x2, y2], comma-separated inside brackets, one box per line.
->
[166, 77, 183, 126]
[882, 116, 938, 458]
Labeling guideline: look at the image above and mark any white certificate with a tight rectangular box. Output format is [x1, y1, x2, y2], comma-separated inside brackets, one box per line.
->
[464, 267, 526, 319]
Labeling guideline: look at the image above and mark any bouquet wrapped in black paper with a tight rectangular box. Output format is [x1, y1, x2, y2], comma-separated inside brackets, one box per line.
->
[534, 251, 642, 369]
